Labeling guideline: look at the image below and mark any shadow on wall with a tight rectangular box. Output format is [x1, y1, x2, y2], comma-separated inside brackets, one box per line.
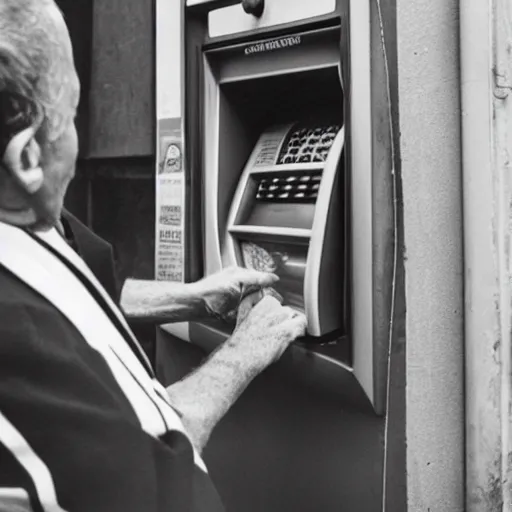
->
[66, 157, 156, 283]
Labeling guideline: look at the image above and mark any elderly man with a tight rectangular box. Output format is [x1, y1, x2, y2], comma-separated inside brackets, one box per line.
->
[0, 1, 307, 511]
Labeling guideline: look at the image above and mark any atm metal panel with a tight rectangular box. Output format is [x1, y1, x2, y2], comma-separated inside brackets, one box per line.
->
[161, 0, 390, 415]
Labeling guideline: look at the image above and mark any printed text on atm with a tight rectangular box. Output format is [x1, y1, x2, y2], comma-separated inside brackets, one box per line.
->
[244, 36, 302, 55]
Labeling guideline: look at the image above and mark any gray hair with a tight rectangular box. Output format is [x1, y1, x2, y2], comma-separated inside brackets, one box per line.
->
[0, 0, 71, 154]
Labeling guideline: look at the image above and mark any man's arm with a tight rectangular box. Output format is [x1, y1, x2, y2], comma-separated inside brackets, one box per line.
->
[120, 279, 206, 323]
[121, 267, 280, 324]
[166, 341, 260, 453]
[166, 294, 306, 453]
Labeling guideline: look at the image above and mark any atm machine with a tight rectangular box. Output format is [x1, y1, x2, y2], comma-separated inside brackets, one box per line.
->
[156, 0, 400, 510]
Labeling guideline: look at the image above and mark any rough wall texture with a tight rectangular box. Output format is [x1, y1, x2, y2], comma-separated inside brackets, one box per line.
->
[397, 0, 465, 509]
[462, 0, 512, 508]
[88, 0, 154, 158]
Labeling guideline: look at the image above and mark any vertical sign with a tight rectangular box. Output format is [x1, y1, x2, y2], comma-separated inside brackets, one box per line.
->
[155, 0, 185, 282]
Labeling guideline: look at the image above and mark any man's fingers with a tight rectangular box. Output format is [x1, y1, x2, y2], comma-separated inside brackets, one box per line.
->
[271, 315, 308, 360]
[222, 266, 279, 288]
[280, 315, 307, 342]
[237, 269, 279, 289]
[291, 314, 307, 337]
[253, 294, 283, 312]
[236, 291, 264, 327]
[260, 287, 283, 303]
[237, 294, 279, 326]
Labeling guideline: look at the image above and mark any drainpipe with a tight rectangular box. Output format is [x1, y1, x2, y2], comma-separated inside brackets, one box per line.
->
[460, 0, 512, 509]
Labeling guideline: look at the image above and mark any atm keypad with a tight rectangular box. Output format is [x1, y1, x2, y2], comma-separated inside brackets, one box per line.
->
[278, 124, 341, 165]
[255, 172, 322, 202]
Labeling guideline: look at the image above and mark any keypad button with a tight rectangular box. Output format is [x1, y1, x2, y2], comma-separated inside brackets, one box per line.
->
[277, 124, 341, 164]
[255, 171, 322, 202]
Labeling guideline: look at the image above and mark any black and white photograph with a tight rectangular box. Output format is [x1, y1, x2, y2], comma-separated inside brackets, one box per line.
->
[0, 0, 509, 510]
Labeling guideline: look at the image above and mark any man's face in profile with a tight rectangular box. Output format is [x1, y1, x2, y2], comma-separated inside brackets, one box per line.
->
[0, 1, 82, 231]
[30, 4, 81, 229]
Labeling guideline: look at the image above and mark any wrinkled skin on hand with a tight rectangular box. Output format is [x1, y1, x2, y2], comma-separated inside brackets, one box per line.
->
[195, 266, 279, 322]
[231, 294, 308, 366]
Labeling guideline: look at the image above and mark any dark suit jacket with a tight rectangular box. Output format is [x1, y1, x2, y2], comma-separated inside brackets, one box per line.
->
[0, 225, 224, 512]
[60, 209, 157, 365]
[61, 209, 120, 304]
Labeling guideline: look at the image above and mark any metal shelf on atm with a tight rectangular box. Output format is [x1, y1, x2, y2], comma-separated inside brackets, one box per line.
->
[250, 163, 325, 175]
[228, 225, 312, 239]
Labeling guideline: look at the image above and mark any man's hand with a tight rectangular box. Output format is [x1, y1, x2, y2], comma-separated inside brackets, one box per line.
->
[228, 293, 307, 368]
[192, 266, 279, 322]
[166, 291, 306, 452]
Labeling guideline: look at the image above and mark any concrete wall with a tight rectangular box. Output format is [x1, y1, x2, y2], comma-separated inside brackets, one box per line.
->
[461, 0, 512, 508]
[397, 0, 465, 509]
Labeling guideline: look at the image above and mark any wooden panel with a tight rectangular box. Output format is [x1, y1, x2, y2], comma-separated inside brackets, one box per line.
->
[88, 0, 155, 158]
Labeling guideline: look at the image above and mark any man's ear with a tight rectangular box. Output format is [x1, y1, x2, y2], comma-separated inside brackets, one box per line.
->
[2, 125, 44, 194]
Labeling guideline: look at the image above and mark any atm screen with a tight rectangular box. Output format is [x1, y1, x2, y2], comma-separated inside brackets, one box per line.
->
[241, 240, 307, 311]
